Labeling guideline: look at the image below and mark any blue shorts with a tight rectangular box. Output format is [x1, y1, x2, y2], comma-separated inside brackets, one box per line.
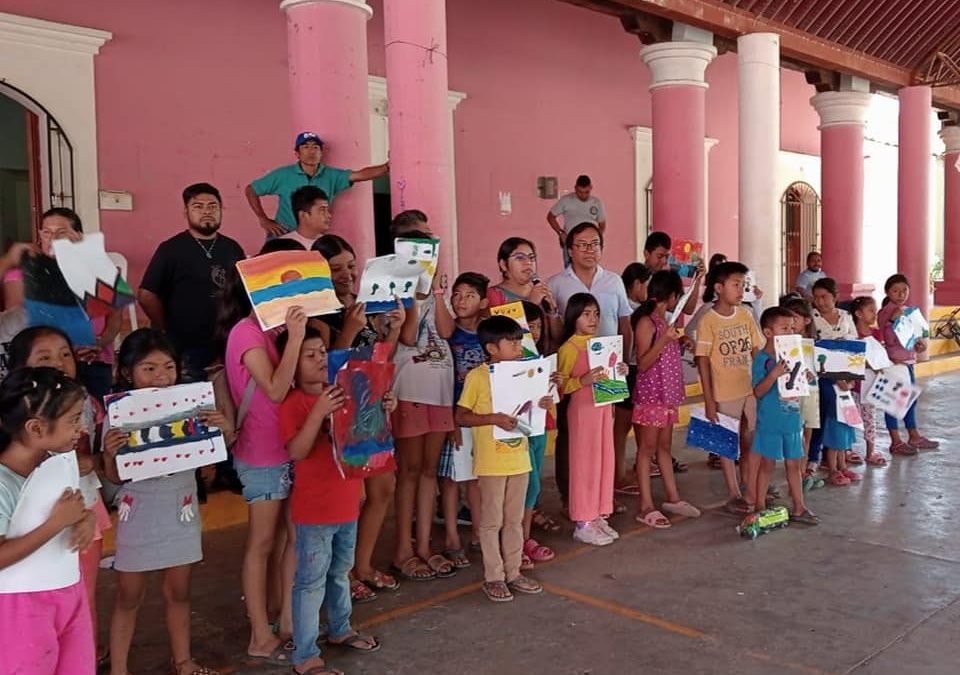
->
[235, 460, 292, 503]
[752, 430, 804, 461]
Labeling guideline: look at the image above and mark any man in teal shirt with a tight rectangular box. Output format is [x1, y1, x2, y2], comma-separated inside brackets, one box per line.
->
[245, 131, 389, 236]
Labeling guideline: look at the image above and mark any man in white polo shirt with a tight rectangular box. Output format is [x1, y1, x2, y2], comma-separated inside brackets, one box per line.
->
[547, 175, 607, 267]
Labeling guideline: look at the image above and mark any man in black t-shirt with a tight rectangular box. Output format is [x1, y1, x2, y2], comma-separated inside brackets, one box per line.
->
[138, 182, 245, 382]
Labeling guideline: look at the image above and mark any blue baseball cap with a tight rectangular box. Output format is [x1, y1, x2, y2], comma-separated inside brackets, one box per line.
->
[294, 132, 325, 149]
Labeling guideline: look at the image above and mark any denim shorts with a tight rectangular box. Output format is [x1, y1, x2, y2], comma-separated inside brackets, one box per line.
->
[235, 459, 292, 503]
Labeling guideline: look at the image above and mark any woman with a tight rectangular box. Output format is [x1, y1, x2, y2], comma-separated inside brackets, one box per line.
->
[311, 235, 407, 602]
[487, 237, 561, 349]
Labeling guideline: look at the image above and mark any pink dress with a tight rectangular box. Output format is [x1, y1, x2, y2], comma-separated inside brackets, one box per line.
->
[559, 335, 614, 523]
[632, 313, 685, 428]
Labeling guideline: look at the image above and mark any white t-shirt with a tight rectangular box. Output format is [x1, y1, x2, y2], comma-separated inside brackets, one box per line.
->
[392, 296, 455, 405]
[813, 309, 857, 340]
[280, 230, 318, 250]
[549, 193, 606, 233]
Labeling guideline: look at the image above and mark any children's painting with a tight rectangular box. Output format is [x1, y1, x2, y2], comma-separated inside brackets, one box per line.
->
[51, 232, 135, 318]
[834, 385, 864, 429]
[105, 382, 227, 482]
[489, 302, 539, 358]
[773, 335, 810, 398]
[490, 357, 551, 440]
[237, 251, 342, 330]
[587, 336, 628, 406]
[394, 237, 440, 294]
[21, 253, 96, 346]
[893, 307, 928, 350]
[801, 339, 818, 382]
[668, 240, 703, 278]
[863, 335, 893, 370]
[330, 356, 397, 479]
[686, 407, 740, 460]
[813, 339, 866, 380]
[0, 451, 79, 593]
[865, 364, 921, 420]
[356, 254, 422, 314]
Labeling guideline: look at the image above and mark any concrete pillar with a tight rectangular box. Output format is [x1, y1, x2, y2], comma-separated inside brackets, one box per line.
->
[640, 41, 717, 244]
[383, 0, 455, 273]
[281, 0, 376, 261]
[897, 86, 932, 315]
[810, 91, 873, 298]
[737, 33, 781, 296]
[935, 126, 960, 305]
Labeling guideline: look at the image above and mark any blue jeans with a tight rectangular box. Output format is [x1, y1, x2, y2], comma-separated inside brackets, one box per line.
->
[292, 521, 357, 666]
[885, 363, 918, 432]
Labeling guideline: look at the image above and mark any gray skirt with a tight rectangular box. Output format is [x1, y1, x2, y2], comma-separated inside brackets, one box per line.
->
[113, 470, 202, 572]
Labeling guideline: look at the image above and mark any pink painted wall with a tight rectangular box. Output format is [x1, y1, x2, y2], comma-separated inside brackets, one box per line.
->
[4, 0, 821, 288]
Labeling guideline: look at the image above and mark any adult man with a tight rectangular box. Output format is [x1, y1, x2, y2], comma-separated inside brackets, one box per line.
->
[245, 132, 389, 237]
[139, 183, 245, 382]
[546, 175, 607, 266]
[281, 186, 332, 249]
[795, 251, 826, 298]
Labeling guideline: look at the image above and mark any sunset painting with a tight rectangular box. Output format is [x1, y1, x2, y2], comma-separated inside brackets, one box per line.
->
[237, 251, 342, 330]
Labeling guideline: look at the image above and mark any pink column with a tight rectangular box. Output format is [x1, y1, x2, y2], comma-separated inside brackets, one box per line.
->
[383, 0, 455, 273]
[897, 86, 932, 315]
[935, 126, 960, 305]
[281, 0, 375, 261]
[641, 42, 716, 244]
[811, 91, 873, 298]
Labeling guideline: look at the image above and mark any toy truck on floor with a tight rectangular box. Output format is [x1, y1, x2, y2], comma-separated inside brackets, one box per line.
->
[737, 506, 789, 539]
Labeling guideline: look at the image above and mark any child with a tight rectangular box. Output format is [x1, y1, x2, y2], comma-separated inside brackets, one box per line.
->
[439, 272, 489, 569]
[0, 367, 94, 674]
[456, 315, 546, 602]
[820, 377, 861, 486]
[631, 271, 701, 528]
[752, 308, 819, 525]
[877, 274, 939, 455]
[557, 293, 624, 546]
[103, 330, 232, 675]
[851, 295, 887, 466]
[782, 298, 824, 490]
[695, 262, 764, 514]
[8, 326, 112, 664]
[278, 327, 387, 674]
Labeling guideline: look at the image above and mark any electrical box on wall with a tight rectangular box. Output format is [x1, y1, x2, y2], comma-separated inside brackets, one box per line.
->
[99, 190, 133, 211]
[537, 176, 558, 199]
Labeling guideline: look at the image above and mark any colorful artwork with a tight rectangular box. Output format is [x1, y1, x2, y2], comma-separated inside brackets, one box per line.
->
[587, 336, 628, 406]
[865, 364, 921, 420]
[835, 386, 864, 429]
[801, 339, 818, 382]
[51, 232, 135, 318]
[668, 239, 703, 278]
[773, 335, 810, 398]
[813, 339, 866, 381]
[21, 253, 95, 346]
[330, 356, 397, 479]
[394, 237, 440, 294]
[489, 302, 539, 358]
[0, 452, 80, 593]
[105, 382, 227, 482]
[490, 357, 551, 440]
[686, 407, 740, 460]
[863, 335, 893, 370]
[893, 307, 928, 350]
[356, 254, 422, 314]
[237, 251, 342, 330]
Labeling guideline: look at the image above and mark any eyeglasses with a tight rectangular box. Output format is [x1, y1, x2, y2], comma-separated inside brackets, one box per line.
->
[509, 253, 537, 264]
[572, 240, 602, 252]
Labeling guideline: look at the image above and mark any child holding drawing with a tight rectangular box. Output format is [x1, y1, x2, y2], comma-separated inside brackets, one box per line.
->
[557, 293, 625, 546]
[631, 271, 701, 529]
[0, 367, 95, 675]
[877, 274, 938, 455]
[851, 296, 886, 466]
[782, 297, 824, 490]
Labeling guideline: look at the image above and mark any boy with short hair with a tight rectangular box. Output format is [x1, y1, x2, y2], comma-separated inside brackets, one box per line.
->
[456, 315, 551, 603]
[694, 261, 764, 515]
[752, 307, 819, 525]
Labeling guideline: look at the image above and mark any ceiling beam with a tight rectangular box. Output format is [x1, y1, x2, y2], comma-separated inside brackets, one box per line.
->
[555, 0, 960, 110]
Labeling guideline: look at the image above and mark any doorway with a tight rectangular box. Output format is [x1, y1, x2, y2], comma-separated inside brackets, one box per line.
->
[781, 181, 821, 293]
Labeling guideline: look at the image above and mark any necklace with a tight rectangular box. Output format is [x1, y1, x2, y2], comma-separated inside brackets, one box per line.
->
[195, 235, 218, 260]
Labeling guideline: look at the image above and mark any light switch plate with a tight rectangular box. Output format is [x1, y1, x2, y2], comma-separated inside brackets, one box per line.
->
[99, 190, 133, 211]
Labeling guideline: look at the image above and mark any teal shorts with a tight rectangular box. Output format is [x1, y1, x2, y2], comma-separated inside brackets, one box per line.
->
[752, 430, 803, 461]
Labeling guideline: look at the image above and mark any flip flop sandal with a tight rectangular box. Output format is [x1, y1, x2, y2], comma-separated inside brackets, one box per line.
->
[390, 556, 436, 582]
[910, 437, 940, 450]
[724, 497, 753, 515]
[357, 569, 400, 591]
[521, 553, 535, 571]
[245, 643, 291, 666]
[790, 510, 820, 526]
[507, 575, 543, 595]
[828, 471, 851, 486]
[847, 451, 864, 464]
[615, 483, 641, 496]
[637, 509, 672, 529]
[328, 633, 381, 653]
[443, 548, 472, 569]
[661, 500, 701, 518]
[524, 538, 556, 562]
[425, 554, 457, 578]
[482, 581, 514, 603]
[841, 469, 862, 482]
[350, 578, 377, 604]
[865, 453, 888, 466]
[890, 441, 918, 456]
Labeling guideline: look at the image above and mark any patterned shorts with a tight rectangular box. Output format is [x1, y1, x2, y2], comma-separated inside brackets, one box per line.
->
[632, 404, 680, 428]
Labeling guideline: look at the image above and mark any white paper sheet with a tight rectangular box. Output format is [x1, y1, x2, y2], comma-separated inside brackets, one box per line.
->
[865, 364, 921, 420]
[356, 254, 423, 313]
[394, 237, 440, 295]
[863, 336, 893, 370]
[51, 232, 134, 316]
[450, 427, 476, 482]
[546, 353, 560, 403]
[490, 359, 551, 440]
[773, 335, 810, 398]
[0, 452, 80, 593]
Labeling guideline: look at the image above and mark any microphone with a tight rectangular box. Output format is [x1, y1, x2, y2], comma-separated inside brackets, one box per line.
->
[530, 275, 554, 314]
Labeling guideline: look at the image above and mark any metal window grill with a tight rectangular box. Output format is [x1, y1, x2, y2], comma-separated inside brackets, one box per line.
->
[46, 115, 74, 210]
[781, 181, 821, 292]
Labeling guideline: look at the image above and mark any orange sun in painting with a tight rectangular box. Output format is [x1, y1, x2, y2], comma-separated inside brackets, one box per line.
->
[280, 269, 303, 283]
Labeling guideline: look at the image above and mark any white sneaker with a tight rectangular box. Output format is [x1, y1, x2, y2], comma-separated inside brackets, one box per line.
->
[595, 517, 620, 540]
[573, 521, 613, 546]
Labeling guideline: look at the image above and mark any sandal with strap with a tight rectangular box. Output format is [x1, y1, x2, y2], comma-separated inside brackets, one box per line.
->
[841, 469, 862, 482]
[790, 509, 820, 526]
[425, 554, 457, 578]
[661, 500, 701, 518]
[637, 509, 672, 529]
[350, 578, 377, 604]
[910, 436, 940, 450]
[847, 451, 864, 465]
[890, 441, 918, 456]
[523, 538, 556, 562]
[390, 556, 436, 582]
[482, 580, 514, 603]
[171, 659, 219, 675]
[357, 569, 399, 591]
[865, 452, 888, 466]
[442, 548, 472, 569]
[328, 632, 381, 653]
[246, 642, 291, 666]
[532, 510, 562, 533]
[507, 574, 543, 595]
[828, 471, 851, 486]
[520, 553, 535, 571]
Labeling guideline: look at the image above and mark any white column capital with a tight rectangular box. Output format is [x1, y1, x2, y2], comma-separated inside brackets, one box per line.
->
[941, 126, 960, 155]
[810, 91, 872, 129]
[640, 41, 717, 90]
[280, 0, 372, 19]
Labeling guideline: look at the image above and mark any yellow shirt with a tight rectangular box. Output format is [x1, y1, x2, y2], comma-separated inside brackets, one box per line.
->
[694, 306, 764, 402]
[457, 365, 532, 477]
[557, 334, 590, 395]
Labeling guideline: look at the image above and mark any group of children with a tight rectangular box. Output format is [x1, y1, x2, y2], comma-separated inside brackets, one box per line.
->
[0, 219, 938, 675]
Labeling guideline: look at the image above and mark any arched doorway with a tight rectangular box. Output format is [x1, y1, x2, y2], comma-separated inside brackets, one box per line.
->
[781, 181, 820, 293]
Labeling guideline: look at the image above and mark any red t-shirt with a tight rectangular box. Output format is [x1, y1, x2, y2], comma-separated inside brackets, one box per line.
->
[280, 389, 362, 526]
